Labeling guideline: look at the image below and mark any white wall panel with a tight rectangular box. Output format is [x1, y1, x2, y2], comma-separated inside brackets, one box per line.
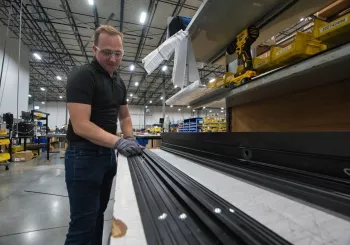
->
[0, 24, 30, 118]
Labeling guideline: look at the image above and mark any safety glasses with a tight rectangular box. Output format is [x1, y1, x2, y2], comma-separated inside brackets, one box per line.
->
[96, 46, 123, 59]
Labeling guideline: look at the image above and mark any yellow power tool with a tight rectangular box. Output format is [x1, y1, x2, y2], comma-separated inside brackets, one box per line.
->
[226, 26, 259, 88]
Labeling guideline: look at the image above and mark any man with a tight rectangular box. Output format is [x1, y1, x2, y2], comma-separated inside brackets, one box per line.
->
[65, 25, 142, 245]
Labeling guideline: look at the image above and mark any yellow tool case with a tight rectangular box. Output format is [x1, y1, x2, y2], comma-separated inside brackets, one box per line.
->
[223, 72, 235, 87]
[207, 78, 225, 88]
[271, 32, 327, 66]
[313, 13, 350, 47]
[0, 153, 10, 162]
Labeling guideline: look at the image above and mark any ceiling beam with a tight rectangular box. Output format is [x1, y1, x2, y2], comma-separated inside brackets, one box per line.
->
[120, 0, 124, 32]
[60, 0, 89, 63]
[127, 0, 158, 91]
[29, 0, 77, 67]
[92, 2, 99, 28]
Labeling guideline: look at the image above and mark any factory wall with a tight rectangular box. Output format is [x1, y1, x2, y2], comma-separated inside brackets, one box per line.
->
[29, 102, 208, 130]
[0, 24, 30, 118]
[29, 102, 68, 130]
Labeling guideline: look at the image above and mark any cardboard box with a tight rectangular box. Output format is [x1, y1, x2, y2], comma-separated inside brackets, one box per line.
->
[146, 141, 152, 149]
[153, 139, 162, 148]
[13, 151, 33, 162]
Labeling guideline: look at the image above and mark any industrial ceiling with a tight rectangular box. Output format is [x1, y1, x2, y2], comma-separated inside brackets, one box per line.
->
[0, 0, 226, 106]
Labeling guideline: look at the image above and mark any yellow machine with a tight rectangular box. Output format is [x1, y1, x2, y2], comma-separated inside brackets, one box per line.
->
[226, 26, 259, 88]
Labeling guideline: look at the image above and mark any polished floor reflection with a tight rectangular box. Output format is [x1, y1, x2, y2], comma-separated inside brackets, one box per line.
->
[0, 154, 114, 245]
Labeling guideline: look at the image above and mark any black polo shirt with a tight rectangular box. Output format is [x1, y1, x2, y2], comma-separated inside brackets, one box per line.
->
[66, 59, 127, 141]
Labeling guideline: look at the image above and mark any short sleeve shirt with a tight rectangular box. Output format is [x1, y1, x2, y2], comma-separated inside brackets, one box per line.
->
[66, 59, 127, 141]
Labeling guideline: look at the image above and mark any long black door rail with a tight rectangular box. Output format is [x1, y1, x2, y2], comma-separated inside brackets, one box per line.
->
[128, 149, 292, 245]
[160, 132, 350, 218]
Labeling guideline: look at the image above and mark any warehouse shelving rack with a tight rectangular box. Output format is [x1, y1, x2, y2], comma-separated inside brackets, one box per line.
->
[0, 133, 11, 170]
[179, 117, 203, 132]
[30, 110, 50, 161]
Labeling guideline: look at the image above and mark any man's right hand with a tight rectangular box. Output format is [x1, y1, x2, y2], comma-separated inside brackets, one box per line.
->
[115, 138, 142, 157]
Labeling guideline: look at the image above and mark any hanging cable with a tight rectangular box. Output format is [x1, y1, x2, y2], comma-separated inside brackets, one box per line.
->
[0, 0, 14, 98]
[16, 0, 24, 137]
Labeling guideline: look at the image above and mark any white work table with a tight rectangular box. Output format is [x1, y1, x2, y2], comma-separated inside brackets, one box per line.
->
[110, 150, 350, 245]
[109, 155, 147, 245]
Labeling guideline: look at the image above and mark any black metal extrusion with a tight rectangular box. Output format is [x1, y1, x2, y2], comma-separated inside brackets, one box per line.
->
[128, 149, 292, 245]
[160, 132, 350, 218]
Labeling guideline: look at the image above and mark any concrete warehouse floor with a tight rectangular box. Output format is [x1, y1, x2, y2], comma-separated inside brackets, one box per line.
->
[0, 154, 114, 245]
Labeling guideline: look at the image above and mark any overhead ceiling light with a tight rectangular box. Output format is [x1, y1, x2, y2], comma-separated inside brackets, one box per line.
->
[135, 82, 139, 86]
[162, 65, 167, 72]
[150, 101, 152, 103]
[221, 111, 224, 113]
[28, 94, 32, 97]
[59, 96, 63, 99]
[160, 97, 163, 100]
[130, 64, 135, 71]
[209, 110, 212, 112]
[193, 110, 195, 112]
[221, 107, 224, 110]
[140, 12, 147, 24]
[56, 76, 62, 80]
[130, 94, 133, 97]
[170, 105, 173, 108]
[178, 108, 181, 111]
[127, 98, 129, 102]
[145, 105, 148, 108]
[33, 53, 41, 60]
[40, 87, 45, 91]
[209, 78, 215, 83]
[203, 107, 206, 109]
[187, 106, 190, 108]
[41, 101, 45, 104]
[88, 0, 94, 5]
[174, 85, 178, 88]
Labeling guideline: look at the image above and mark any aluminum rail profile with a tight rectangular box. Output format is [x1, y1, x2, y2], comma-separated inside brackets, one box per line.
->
[128, 149, 292, 245]
[160, 144, 350, 218]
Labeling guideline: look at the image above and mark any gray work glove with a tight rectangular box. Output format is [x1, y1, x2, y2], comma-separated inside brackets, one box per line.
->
[124, 136, 138, 144]
[115, 138, 142, 157]
[124, 136, 145, 150]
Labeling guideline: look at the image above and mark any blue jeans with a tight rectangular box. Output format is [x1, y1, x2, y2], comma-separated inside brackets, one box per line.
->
[64, 141, 117, 245]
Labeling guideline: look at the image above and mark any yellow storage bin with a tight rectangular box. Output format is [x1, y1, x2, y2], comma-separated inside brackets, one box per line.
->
[0, 139, 10, 145]
[313, 13, 350, 47]
[271, 32, 327, 66]
[12, 145, 24, 153]
[253, 56, 272, 74]
[0, 153, 10, 162]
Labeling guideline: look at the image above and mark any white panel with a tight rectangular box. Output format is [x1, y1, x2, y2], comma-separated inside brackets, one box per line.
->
[0, 24, 30, 118]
